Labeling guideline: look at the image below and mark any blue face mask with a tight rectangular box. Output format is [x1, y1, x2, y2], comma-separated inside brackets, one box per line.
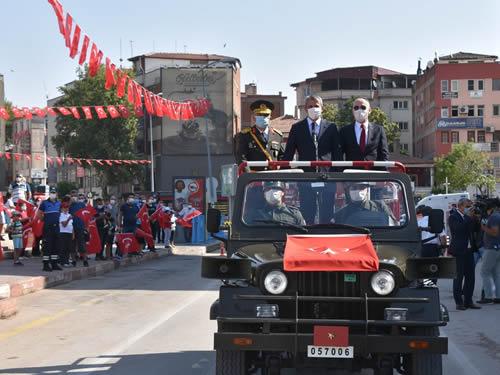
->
[255, 116, 270, 129]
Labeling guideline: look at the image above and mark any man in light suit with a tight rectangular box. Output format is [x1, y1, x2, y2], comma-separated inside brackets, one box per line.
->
[339, 98, 389, 161]
[283, 95, 342, 224]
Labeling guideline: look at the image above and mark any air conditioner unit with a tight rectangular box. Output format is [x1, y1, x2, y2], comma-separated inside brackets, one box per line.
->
[485, 126, 494, 133]
[459, 105, 468, 114]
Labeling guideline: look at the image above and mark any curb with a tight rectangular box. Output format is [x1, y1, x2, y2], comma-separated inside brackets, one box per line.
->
[0, 250, 169, 319]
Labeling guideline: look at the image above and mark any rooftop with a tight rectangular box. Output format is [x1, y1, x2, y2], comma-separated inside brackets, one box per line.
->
[128, 52, 240, 64]
[270, 114, 298, 134]
[439, 51, 498, 61]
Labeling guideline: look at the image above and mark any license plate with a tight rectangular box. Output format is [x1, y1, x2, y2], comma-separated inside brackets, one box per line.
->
[307, 345, 354, 358]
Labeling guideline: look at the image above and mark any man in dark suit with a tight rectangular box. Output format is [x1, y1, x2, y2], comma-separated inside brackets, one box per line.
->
[449, 198, 481, 310]
[339, 98, 389, 161]
[283, 95, 342, 224]
[234, 100, 284, 166]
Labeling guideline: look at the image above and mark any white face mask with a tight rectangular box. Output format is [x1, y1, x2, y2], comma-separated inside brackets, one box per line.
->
[354, 109, 369, 123]
[307, 107, 322, 121]
[264, 189, 283, 206]
[127, 198, 135, 204]
[349, 188, 368, 202]
[110, 199, 116, 204]
[16, 178, 21, 183]
[49, 193, 57, 200]
[255, 116, 270, 129]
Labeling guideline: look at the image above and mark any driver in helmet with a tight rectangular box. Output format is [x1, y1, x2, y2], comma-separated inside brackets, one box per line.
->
[248, 181, 305, 226]
[333, 182, 395, 226]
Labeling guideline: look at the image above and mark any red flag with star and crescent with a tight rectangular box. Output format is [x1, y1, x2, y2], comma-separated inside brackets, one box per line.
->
[115, 233, 140, 255]
[86, 219, 102, 254]
[283, 234, 379, 272]
[74, 204, 97, 226]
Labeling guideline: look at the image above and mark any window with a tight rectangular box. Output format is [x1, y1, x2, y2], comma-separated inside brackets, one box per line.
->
[398, 122, 409, 131]
[441, 131, 449, 144]
[478, 130, 486, 143]
[467, 131, 476, 142]
[451, 80, 459, 92]
[451, 131, 460, 143]
[493, 79, 500, 91]
[478, 105, 484, 117]
[451, 106, 459, 117]
[441, 107, 449, 118]
[494, 105, 500, 116]
[441, 80, 449, 92]
[468, 80, 475, 91]
[494, 157, 500, 168]
[401, 143, 409, 151]
[468, 105, 475, 117]
[393, 100, 408, 110]
[478, 80, 484, 90]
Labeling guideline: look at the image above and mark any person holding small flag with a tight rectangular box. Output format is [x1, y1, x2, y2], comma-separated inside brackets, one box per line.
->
[69, 192, 89, 267]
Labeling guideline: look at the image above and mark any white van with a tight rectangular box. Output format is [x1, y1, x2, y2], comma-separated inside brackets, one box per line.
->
[416, 192, 470, 233]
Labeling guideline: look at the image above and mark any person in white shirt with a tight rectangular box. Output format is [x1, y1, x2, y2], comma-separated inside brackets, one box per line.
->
[59, 202, 75, 267]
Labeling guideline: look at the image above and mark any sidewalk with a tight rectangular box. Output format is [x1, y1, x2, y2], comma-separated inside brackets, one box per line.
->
[0, 241, 220, 319]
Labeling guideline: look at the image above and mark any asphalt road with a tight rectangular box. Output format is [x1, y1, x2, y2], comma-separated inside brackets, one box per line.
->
[0, 250, 498, 375]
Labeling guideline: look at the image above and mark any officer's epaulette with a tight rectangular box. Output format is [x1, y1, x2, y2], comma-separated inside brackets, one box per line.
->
[242, 128, 252, 134]
[272, 128, 283, 136]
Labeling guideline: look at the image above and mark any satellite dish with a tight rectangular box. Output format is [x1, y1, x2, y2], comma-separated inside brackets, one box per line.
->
[427, 60, 434, 69]
[392, 81, 397, 88]
[411, 80, 416, 86]
[372, 80, 378, 89]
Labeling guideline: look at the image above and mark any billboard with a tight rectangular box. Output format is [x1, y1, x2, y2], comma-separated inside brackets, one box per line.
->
[162, 68, 233, 155]
[172, 177, 206, 212]
[436, 117, 483, 129]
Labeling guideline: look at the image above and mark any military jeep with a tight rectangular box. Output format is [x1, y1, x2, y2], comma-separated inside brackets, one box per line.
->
[202, 161, 455, 375]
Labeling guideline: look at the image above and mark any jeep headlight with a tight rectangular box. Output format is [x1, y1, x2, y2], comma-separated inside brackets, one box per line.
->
[371, 270, 395, 296]
[264, 270, 288, 295]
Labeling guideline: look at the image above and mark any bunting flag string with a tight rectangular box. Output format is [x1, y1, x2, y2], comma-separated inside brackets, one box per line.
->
[46, 0, 212, 121]
[0, 152, 151, 167]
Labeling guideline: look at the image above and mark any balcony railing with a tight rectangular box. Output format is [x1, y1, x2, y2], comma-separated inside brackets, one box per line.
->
[472, 142, 499, 152]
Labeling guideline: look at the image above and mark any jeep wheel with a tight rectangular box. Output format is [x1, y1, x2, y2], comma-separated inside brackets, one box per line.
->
[216, 350, 247, 375]
[406, 327, 442, 375]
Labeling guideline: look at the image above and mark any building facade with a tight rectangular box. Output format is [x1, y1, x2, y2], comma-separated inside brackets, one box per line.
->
[414, 52, 500, 176]
[0, 74, 6, 189]
[241, 83, 286, 129]
[291, 66, 416, 155]
[129, 52, 242, 195]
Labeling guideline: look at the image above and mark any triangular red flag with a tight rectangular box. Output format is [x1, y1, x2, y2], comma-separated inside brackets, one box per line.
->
[12, 107, 24, 118]
[0, 107, 9, 120]
[69, 24, 81, 58]
[117, 105, 130, 118]
[33, 107, 46, 117]
[95, 160, 104, 166]
[114, 160, 123, 165]
[153, 95, 164, 117]
[78, 35, 90, 65]
[56, 157, 63, 166]
[14, 154, 21, 161]
[127, 80, 135, 105]
[57, 107, 71, 116]
[5, 153, 11, 160]
[75, 158, 82, 165]
[66, 157, 74, 164]
[134, 106, 144, 117]
[86, 219, 102, 254]
[46, 107, 58, 116]
[86, 159, 93, 166]
[104, 160, 113, 166]
[161, 100, 172, 118]
[64, 13, 73, 48]
[95, 106, 108, 119]
[48, 0, 65, 35]
[180, 102, 194, 120]
[35, 155, 41, 161]
[88, 43, 103, 77]
[105, 58, 116, 90]
[107, 105, 120, 119]
[47, 157, 53, 165]
[22, 107, 33, 120]
[70, 107, 80, 119]
[25, 155, 31, 161]
[116, 71, 128, 98]
[143, 89, 154, 114]
[82, 106, 92, 119]
[133, 82, 142, 108]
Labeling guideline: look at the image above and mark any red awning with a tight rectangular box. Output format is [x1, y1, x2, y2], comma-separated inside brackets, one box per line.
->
[284, 234, 379, 272]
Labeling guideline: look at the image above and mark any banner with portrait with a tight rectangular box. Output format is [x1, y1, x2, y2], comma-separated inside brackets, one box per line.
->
[173, 177, 206, 212]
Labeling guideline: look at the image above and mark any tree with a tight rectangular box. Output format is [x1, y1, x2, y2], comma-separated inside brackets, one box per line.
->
[52, 66, 143, 188]
[321, 103, 338, 123]
[57, 181, 78, 197]
[434, 143, 495, 195]
[367, 107, 400, 146]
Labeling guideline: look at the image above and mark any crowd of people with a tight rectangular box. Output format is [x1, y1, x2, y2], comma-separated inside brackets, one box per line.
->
[417, 197, 500, 310]
[0, 177, 201, 271]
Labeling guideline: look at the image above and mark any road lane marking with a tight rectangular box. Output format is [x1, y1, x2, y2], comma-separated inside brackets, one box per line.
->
[0, 308, 75, 341]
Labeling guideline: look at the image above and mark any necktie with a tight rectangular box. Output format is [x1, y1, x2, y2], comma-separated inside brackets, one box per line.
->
[359, 124, 366, 153]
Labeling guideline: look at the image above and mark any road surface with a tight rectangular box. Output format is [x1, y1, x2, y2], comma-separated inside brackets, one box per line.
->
[0, 250, 498, 374]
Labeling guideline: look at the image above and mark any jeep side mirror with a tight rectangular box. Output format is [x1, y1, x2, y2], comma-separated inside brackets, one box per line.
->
[207, 208, 222, 234]
[428, 209, 444, 234]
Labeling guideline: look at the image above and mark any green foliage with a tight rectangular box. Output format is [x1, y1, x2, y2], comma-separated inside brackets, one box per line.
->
[52, 66, 143, 187]
[3, 100, 14, 144]
[368, 107, 400, 146]
[321, 103, 338, 123]
[434, 143, 495, 195]
[334, 97, 356, 127]
[57, 181, 78, 197]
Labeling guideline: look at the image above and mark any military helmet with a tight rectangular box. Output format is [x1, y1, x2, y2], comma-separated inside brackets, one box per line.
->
[263, 181, 285, 191]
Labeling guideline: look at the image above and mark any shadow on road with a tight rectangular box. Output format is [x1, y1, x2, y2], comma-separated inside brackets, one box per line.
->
[0, 351, 215, 375]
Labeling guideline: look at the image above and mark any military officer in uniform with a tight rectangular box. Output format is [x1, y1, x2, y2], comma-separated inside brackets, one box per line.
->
[234, 100, 284, 166]
[247, 181, 305, 226]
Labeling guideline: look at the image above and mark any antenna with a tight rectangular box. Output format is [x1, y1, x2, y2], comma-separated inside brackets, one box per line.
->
[129, 40, 134, 57]
[183, 44, 187, 53]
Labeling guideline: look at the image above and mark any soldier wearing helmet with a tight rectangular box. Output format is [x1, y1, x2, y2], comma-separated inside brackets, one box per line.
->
[247, 181, 305, 226]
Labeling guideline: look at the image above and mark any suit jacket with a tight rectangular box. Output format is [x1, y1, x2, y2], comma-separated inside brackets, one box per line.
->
[283, 118, 342, 169]
[234, 126, 284, 164]
[448, 210, 471, 255]
[339, 122, 389, 161]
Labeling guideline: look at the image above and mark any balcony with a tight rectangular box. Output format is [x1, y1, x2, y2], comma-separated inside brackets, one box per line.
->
[471, 142, 499, 152]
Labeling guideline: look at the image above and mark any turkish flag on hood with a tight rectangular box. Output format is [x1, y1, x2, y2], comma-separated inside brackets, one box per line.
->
[75, 204, 97, 226]
[115, 233, 140, 254]
[86, 219, 102, 254]
[283, 234, 379, 272]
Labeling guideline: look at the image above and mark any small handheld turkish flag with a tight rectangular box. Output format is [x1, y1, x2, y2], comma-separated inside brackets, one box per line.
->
[86, 219, 102, 254]
[75, 204, 97, 226]
[116, 233, 140, 254]
[313, 326, 349, 347]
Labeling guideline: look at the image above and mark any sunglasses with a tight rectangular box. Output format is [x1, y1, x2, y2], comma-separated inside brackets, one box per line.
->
[353, 105, 367, 111]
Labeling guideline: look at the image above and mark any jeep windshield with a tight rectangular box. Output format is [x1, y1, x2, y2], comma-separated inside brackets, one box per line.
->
[242, 179, 407, 228]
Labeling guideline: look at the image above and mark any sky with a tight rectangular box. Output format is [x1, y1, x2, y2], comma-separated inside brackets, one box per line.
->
[2, 0, 500, 115]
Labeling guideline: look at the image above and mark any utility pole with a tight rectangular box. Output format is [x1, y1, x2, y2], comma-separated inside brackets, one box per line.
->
[444, 176, 450, 194]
